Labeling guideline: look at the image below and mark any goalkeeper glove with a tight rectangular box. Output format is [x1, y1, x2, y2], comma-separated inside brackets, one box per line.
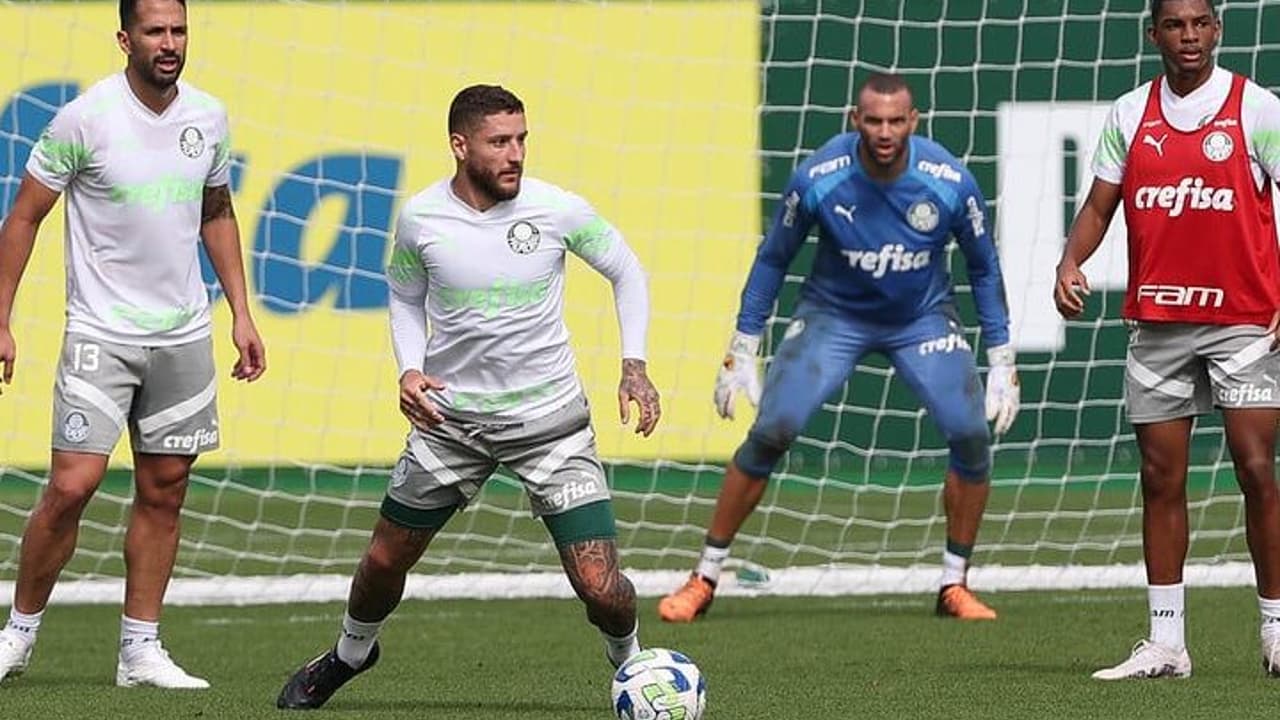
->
[984, 344, 1020, 435]
[713, 331, 762, 420]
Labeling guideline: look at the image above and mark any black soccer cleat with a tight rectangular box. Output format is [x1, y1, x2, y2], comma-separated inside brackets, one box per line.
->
[276, 642, 380, 710]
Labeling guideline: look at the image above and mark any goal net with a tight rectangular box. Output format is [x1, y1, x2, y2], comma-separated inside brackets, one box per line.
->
[0, 0, 1275, 604]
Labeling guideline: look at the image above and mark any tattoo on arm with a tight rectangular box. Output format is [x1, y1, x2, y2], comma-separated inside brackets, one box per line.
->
[620, 358, 661, 416]
[201, 185, 236, 224]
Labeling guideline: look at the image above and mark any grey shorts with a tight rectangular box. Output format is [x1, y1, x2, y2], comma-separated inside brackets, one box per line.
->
[1125, 321, 1280, 423]
[51, 332, 220, 455]
[386, 394, 610, 518]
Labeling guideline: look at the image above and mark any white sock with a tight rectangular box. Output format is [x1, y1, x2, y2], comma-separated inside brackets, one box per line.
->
[1148, 583, 1186, 651]
[2, 607, 43, 648]
[603, 620, 640, 667]
[695, 542, 730, 584]
[336, 612, 383, 669]
[940, 550, 968, 588]
[120, 616, 159, 660]
[1259, 595, 1280, 638]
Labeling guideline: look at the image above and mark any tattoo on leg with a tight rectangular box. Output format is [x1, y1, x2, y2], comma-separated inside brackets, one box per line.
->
[348, 521, 436, 622]
[560, 539, 636, 636]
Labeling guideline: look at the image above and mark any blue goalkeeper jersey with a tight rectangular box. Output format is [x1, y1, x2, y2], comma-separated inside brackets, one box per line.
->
[737, 133, 1010, 347]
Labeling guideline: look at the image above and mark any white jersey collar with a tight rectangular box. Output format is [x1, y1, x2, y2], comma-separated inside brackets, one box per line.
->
[1159, 65, 1230, 127]
[117, 71, 183, 122]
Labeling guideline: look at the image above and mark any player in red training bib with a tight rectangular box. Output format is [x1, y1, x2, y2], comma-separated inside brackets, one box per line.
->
[1055, 0, 1280, 681]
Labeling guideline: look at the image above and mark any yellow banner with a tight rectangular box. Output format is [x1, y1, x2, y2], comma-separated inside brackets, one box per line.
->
[0, 3, 758, 466]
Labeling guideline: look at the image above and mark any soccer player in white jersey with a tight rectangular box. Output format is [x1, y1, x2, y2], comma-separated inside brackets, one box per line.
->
[276, 85, 660, 710]
[0, 0, 265, 689]
[1055, 0, 1280, 680]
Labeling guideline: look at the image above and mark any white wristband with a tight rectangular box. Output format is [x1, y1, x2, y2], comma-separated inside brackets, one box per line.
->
[729, 331, 761, 356]
[987, 344, 1015, 367]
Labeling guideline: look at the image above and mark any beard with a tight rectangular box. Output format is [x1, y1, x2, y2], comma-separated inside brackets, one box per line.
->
[466, 162, 521, 204]
[137, 53, 184, 90]
[863, 138, 906, 168]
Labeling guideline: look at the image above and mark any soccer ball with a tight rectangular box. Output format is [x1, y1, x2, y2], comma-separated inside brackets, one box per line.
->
[611, 648, 706, 720]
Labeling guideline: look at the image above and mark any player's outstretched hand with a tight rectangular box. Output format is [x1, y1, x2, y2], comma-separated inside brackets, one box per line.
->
[618, 358, 661, 437]
[713, 332, 762, 420]
[985, 345, 1020, 435]
[1054, 261, 1091, 319]
[0, 327, 14, 395]
[399, 369, 445, 431]
[230, 315, 266, 382]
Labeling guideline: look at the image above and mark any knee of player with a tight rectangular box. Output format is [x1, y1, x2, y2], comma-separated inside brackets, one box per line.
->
[1235, 457, 1279, 500]
[947, 431, 991, 482]
[40, 477, 99, 517]
[733, 424, 799, 479]
[365, 520, 439, 575]
[362, 541, 420, 577]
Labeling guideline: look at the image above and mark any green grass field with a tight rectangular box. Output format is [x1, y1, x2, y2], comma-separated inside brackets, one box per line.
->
[1, 589, 1279, 719]
[0, 463, 1270, 717]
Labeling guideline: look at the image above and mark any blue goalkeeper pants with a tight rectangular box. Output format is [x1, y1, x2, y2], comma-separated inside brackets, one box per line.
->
[733, 300, 991, 480]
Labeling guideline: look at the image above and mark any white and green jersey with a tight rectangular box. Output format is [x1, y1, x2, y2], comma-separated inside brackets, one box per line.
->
[387, 176, 649, 422]
[1093, 65, 1280, 188]
[26, 72, 232, 345]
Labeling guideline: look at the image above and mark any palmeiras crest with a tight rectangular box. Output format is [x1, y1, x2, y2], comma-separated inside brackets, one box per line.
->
[179, 126, 205, 158]
[507, 221, 541, 254]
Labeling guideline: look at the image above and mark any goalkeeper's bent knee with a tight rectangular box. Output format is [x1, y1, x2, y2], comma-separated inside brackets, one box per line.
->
[733, 428, 795, 479]
[948, 432, 991, 482]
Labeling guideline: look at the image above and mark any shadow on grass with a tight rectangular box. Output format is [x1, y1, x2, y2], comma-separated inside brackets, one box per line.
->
[1, 675, 119, 688]
[705, 596, 932, 620]
[328, 698, 601, 713]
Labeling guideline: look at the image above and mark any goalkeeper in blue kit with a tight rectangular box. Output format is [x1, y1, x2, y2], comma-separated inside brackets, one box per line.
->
[659, 73, 1020, 622]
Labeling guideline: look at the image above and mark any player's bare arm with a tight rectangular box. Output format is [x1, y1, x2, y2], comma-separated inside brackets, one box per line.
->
[618, 358, 660, 436]
[201, 182, 235, 224]
[0, 175, 60, 392]
[397, 369, 445, 430]
[1055, 178, 1122, 318]
[559, 538, 636, 636]
[200, 184, 266, 381]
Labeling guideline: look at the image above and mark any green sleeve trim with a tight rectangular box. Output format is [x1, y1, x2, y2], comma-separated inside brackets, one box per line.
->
[564, 217, 614, 259]
[1094, 126, 1126, 170]
[214, 133, 232, 167]
[542, 499, 617, 547]
[1253, 128, 1280, 174]
[380, 495, 458, 529]
[387, 245, 426, 285]
[34, 133, 91, 176]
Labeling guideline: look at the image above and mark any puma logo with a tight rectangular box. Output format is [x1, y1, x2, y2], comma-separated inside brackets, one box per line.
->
[833, 204, 856, 223]
[1143, 133, 1168, 157]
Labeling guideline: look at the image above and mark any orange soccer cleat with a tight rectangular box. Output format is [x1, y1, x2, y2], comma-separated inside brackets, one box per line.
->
[935, 584, 997, 620]
[657, 574, 716, 623]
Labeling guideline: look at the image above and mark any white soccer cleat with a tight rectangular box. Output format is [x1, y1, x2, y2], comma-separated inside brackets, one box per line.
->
[1262, 633, 1280, 677]
[0, 634, 32, 682]
[116, 641, 210, 689]
[1091, 639, 1191, 680]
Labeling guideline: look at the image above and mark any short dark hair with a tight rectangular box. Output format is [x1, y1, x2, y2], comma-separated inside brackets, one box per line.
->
[1150, 0, 1216, 22]
[448, 85, 525, 135]
[858, 72, 914, 103]
[119, 0, 186, 30]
